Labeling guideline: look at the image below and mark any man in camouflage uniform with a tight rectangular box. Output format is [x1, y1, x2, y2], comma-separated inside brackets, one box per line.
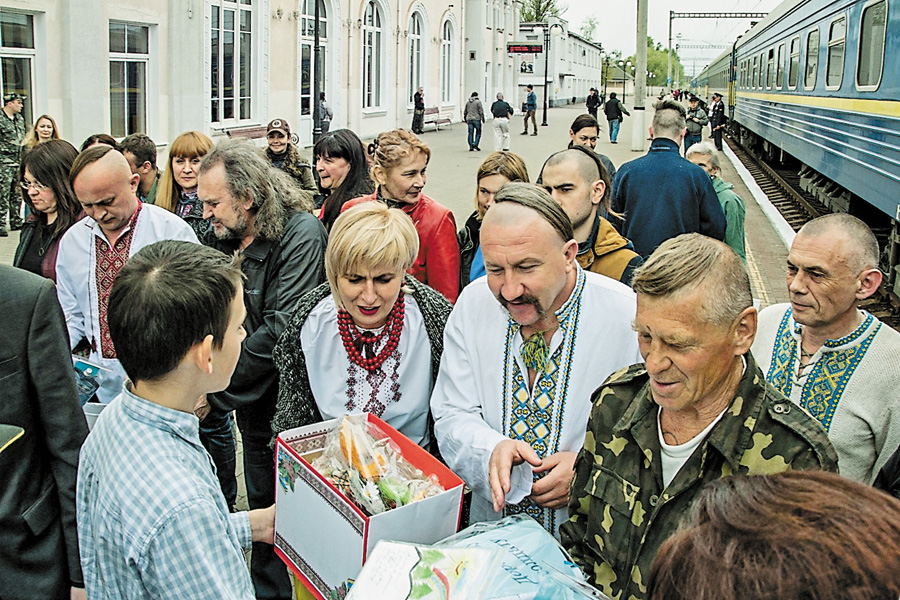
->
[0, 92, 26, 236]
[560, 233, 838, 600]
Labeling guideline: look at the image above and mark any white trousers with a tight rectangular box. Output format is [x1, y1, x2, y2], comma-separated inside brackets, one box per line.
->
[492, 118, 510, 151]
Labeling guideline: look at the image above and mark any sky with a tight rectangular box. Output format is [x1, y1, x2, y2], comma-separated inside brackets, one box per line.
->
[560, 0, 785, 78]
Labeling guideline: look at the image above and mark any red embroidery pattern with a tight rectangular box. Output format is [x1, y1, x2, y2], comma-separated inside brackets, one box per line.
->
[95, 204, 141, 358]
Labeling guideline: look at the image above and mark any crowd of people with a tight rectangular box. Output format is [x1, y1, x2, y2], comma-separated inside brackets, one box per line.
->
[2, 89, 900, 600]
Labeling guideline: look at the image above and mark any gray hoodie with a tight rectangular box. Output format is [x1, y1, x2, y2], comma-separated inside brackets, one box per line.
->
[464, 96, 485, 122]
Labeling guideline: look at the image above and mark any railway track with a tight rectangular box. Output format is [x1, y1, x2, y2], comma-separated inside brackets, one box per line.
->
[727, 135, 900, 328]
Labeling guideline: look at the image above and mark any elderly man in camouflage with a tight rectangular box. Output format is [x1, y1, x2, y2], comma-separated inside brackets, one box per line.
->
[0, 93, 26, 236]
[560, 234, 838, 600]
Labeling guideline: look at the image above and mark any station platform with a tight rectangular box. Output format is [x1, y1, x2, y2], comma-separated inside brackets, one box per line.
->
[0, 99, 793, 307]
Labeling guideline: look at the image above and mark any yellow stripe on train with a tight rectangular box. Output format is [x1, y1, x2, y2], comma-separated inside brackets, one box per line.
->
[737, 91, 900, 118]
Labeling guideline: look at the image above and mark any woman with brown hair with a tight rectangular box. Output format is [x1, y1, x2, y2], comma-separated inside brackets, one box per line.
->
[13, 140, 83, 281]
[155, 131, 214, 238]
[458, 151, 529, 290]
[342, 129, 459, 303]
[648, 471, 900, 600]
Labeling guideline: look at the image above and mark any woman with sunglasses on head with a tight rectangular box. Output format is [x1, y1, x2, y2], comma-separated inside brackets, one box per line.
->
[263, 118, 317, 192]
[13, 140, 83, 281]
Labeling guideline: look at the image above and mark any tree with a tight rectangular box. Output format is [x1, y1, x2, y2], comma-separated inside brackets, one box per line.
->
[520, 0, 565, 22]
[579, 16, 598, 40]
[625, 36, 685, 88]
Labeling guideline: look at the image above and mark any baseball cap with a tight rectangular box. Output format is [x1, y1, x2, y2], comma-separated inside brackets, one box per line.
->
[266, 118, 291, 137]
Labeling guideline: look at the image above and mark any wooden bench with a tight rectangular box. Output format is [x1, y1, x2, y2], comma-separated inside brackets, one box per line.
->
[225, 125, 268, 140]
[422, 107, 452, 131]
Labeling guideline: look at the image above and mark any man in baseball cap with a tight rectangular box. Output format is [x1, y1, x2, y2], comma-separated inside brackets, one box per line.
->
[0, 91, 26, 235]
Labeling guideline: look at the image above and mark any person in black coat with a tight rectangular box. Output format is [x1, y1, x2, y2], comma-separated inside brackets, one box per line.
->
[0, 264, 88, 600]
[708, 92, 727, 151]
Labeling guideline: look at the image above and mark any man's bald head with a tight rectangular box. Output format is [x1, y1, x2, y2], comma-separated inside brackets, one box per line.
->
[543, 147, 603, 188]
[798, 214, 879, 272]
[70, 144, 135, 187]
[485, 182, 575, 244]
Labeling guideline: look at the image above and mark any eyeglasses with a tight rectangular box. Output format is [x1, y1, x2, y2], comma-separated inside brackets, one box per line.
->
[20, 180, 49, 191]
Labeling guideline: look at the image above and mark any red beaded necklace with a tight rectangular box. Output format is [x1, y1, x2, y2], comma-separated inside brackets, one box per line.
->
[337, 293, 405, 372]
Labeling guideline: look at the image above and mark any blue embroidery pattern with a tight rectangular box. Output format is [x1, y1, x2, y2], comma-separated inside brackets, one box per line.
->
[500, 270, 585, 532]
[766, 308, 880, 432]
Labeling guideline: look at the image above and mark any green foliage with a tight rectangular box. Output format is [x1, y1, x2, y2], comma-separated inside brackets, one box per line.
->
[520, 0, 565, 22]
[623, 36, 685, 87]
[578, 16, 598, 40]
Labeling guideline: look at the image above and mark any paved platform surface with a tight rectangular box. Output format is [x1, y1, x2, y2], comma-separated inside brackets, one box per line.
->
[0, 99, 792, 518]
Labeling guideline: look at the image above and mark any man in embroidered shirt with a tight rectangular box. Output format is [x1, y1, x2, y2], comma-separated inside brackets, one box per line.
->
[431, 182, 642, 538]
[77, 241, 275, 600]
[752, 214, 900, 483]
[560, 234, 838, 600]
[56, 146, 198, 403]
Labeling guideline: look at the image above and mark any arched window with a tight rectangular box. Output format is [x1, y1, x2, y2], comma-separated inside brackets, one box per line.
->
[441, 20, 452, 103]
[363, 2, 382, 108]
[299, 0, 327, 116]
[408, 13, 422, 103]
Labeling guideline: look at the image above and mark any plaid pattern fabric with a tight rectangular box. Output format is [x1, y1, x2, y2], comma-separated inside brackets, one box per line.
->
[77, 385, 255, 599]
[94, 203, 141, 359]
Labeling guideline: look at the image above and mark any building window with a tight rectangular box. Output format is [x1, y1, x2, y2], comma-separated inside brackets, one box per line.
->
[857, 0, 886, 89]
[826, 16, 845, 88]
[299, 0, 326, 117]
[408, 13, 422, 103]
[804, 28, 819, 89]
[788, 36, 800, 88]
[362, 2, 382, 109]
[0, 11, 34, 125]
[211, 0, 253, 124]
[109, 23, 148, 138]
[441, 20, 452, 103]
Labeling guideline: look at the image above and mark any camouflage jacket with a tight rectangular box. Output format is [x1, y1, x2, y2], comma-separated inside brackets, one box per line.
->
[560, 352, 838, 600]
[0, 111, 25, 165]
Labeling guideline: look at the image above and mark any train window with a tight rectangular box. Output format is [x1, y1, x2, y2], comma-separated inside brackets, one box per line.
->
[759, 52, 765, 87]
[776, 43, 785, 89]
[857, 0, 886, 89]
[804, 28, 819, 89]
[766, 48, 775, 89]
[752, 56, 758, 88]
[826, 16, 845, 88]
[789, 37, 800, 88]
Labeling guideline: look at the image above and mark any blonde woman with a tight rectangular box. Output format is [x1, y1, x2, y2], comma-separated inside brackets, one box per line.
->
[21, 114, 60, 153]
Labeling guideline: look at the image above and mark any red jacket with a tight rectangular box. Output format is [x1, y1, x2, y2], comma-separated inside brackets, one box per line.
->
[343, 191, 460, 303]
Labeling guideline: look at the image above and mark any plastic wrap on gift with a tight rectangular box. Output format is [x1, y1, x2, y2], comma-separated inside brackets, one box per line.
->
[435, 515, 588, 600]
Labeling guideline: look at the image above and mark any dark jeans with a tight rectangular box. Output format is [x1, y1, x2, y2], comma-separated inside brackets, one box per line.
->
[199, 407, 237, 510]
[712, 127, 723, 150]
[684, 133, 702, 155]
[237, 416, 292, 600]
[467, 120, 482, 149]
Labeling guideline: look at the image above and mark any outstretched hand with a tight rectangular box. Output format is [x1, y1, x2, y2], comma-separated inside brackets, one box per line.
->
[488, 439, 542, 512]
[529, 451, 577, 509]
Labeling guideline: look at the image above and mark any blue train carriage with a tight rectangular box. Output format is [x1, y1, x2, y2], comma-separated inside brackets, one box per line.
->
[704, 0, 899, 283]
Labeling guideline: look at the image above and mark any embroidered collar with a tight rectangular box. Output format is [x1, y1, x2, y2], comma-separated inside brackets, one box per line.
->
[507, 266, 587, 331]
[790, 309, 876, 351]
[87, 199, 143, 242]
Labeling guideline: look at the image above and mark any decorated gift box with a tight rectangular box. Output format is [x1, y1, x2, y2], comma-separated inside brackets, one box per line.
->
[274, 413, 465, 600]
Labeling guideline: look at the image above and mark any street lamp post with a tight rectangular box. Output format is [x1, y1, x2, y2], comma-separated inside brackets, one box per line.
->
[619, 60, 631, 104]
[541, 21, 563, 127]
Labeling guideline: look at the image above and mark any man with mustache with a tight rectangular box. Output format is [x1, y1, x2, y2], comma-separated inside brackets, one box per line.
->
[431, 183, 641, 538]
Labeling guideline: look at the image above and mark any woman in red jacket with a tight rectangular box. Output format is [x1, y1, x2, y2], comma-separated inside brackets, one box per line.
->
[343, 129, 460, 302]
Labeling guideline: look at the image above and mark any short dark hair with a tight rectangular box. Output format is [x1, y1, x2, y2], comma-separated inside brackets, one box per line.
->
[79, 133, 118, 153]
[108, 241, 244, 383]
[69, 145, 116, 186]
[649, 471, 900, 600]
[569, 113, 600, 135]
[527, 84, 534, 90]
[493, 182, 574, 244]
[117, 133, 158, 168]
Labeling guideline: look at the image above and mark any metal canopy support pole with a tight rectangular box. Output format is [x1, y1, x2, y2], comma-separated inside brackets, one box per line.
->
[667, 11, 673, 89]
[632, 0, 648, 152]
[312, 0, 323, 143]
[541, 26, 550, 126]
